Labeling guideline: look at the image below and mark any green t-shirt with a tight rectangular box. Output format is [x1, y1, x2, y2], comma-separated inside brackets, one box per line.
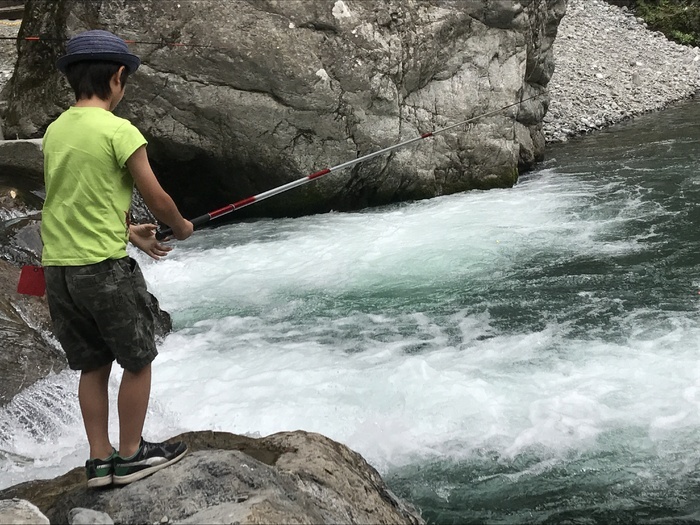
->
[41, 106, 147, 266]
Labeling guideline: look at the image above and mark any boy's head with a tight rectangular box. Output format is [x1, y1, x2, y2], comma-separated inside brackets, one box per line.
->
[57, 30, 141, 102]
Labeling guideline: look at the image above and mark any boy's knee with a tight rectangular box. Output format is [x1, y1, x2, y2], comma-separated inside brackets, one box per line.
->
[121, 360, 153, 375]
[81, 362, 113, 376]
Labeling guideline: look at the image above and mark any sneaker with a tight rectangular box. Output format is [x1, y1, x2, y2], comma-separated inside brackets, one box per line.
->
[86, 449, 117, 488]
[113, 437, 187, 485]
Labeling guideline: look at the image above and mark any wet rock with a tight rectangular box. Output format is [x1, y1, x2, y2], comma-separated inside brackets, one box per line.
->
[148, 290, 172, 341]
[0, 218, 41, 272]
[0, 214, 42, 267]
[0, 139, 45, 265]
[0, 430, 425, 525]
[0, 259, 66, 408]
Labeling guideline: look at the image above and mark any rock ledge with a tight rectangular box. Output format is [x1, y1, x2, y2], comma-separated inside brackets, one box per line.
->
[0, 430, 425, 525]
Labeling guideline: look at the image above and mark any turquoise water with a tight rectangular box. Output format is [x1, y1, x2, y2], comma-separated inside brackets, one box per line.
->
[3, 97, 700, 524]
[385, 100, 700, 523]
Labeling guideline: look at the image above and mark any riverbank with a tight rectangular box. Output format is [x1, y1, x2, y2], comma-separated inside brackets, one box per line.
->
[544, 0, 700, 142]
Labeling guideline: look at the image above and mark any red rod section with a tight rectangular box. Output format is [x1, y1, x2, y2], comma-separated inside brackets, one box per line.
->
[308, 168, 332, 180]
[230, 196, 257, 210]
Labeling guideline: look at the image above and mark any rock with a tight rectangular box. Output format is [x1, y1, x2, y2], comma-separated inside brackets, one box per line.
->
[68, 508, 114, 525]
[0, 139, 43, 181]
[0, 498, 49, 524]
[148, 289, 173, 342]
[0, 139, 45, 266]
[0, 259, 66, 408]
[0, 214, 42, 267]
[2, 0, 565, 218]
[0, 430, 425, 525]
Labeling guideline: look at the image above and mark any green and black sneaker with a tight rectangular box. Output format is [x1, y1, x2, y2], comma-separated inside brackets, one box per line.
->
[86, 449, 117, 488]
[113, 437, 187, 486]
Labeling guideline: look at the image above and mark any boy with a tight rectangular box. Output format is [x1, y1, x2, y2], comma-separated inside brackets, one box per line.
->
[41, 29, 194, 487]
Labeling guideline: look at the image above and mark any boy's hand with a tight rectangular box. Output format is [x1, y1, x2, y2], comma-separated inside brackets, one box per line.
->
[129, 223, 173, 260]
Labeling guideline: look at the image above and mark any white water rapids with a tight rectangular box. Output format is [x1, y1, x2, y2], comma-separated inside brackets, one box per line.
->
[3, 101, 700, 522]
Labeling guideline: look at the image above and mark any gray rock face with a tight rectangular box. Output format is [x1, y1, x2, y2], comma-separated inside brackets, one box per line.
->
[0, 430, 425, 525]
[3, 0, 564, 218]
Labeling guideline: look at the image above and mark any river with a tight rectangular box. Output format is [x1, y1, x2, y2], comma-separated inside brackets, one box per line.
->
[2, 97, 700, 523]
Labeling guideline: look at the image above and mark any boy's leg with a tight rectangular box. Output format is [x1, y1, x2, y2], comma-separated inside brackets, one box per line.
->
[104, 257, 187, 485]
[46, 264, 120, 487]
[79, 363, 114, 459]
[118, 363, 151, 458]
[113, 359, 186, 486]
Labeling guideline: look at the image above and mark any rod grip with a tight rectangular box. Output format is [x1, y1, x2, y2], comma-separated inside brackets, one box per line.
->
[156, 214, 211, 241]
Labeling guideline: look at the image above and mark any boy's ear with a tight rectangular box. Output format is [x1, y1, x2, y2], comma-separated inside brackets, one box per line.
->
[113, 65, 127, 87]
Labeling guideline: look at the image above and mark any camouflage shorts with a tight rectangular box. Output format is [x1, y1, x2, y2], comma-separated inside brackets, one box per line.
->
[45, 257, 158, 372]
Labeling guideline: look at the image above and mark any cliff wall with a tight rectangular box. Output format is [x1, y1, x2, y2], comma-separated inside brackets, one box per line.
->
[1, 0, 565, 218]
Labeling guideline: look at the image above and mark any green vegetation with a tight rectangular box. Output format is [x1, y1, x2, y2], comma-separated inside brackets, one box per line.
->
[635, 0, 700, 47]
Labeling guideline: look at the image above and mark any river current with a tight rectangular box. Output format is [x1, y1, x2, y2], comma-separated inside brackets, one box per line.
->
[2, 97, 700, 523]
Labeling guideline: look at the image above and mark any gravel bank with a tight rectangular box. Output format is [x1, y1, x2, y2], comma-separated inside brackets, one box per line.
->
[1, 2, 699, 143]
[544, 0, 700, 142]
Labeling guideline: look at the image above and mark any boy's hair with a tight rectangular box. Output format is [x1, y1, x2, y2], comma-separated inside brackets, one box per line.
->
[64, 60, 130, 101]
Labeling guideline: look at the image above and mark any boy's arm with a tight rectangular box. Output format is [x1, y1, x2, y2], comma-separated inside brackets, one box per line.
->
[126, 146, 193, 240]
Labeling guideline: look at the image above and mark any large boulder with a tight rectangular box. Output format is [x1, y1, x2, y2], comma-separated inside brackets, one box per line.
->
[2, 0, 565, 219]
[0, 430, 425, 525]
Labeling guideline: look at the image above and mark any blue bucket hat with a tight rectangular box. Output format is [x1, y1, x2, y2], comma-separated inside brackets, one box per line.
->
[57, 29, 140, 74]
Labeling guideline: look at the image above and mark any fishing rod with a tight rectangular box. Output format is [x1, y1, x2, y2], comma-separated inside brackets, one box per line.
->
[156, 92, 547, 240]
